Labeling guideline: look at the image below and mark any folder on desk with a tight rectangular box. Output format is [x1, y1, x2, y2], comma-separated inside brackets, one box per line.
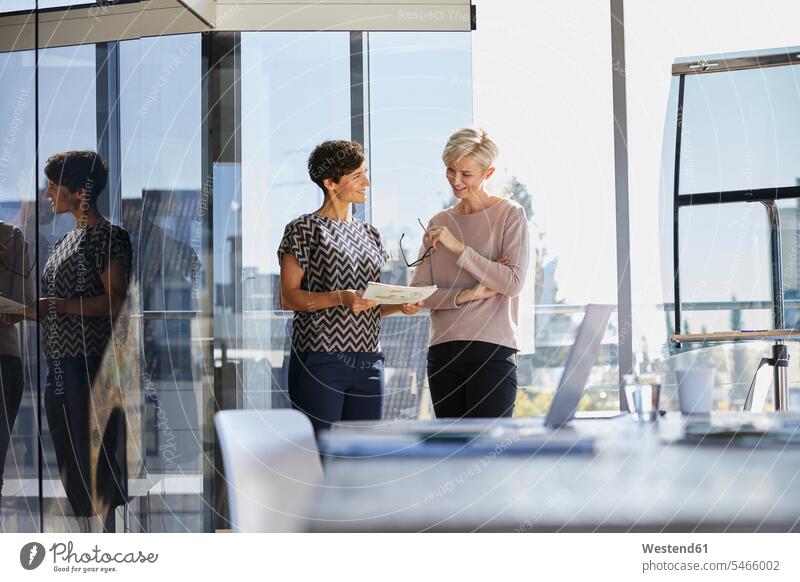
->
[319, 431, 595, 458]
[680, 413, 800, 448]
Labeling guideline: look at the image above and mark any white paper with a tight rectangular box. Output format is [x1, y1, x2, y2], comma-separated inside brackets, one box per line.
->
[362, 282, 437, 305]
[0, 294, 25, 315]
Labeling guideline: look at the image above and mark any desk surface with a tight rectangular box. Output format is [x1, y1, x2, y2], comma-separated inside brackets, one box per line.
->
[309, 415, 800, 532]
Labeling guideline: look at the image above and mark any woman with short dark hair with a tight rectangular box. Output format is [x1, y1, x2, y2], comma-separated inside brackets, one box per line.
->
[279, 140, 422, 433]
[33, 150, 132, 523]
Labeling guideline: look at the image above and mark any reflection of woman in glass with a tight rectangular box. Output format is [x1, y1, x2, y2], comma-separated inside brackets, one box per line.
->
[0, 221, 34, 510]
[410, 127, 530, 418]
[279, 140, 422, 434]
[32, 151, 132, 522]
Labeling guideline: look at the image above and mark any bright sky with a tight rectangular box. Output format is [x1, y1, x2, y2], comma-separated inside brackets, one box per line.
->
[472, 0, 617, 307]
[473, 0, 800, 354]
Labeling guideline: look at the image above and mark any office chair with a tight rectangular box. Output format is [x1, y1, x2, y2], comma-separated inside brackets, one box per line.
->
[214, 409, 323, 532]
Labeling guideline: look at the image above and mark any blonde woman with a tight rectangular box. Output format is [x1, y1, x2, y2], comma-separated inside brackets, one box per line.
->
[410, 127, 530, 418]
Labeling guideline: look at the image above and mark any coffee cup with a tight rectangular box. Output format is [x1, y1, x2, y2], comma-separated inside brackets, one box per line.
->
[675, 368, 714, 414]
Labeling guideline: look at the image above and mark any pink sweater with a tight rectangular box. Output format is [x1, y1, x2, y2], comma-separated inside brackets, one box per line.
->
[409, 198, 530, 350]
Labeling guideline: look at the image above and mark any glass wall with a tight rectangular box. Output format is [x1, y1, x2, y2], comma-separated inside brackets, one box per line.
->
[0, 1, 34, 12]
[239, 32, 352, 410]
[626, 0, 800, 411]
[0, 47, 37, 533]
[1, 25, 477, 532]
[119, 34, 209, 532]
[1, 26, 211, 532]
[239, 28, 613, 424]
[36, 43, 101, 532]
[236, 31, 475, 421]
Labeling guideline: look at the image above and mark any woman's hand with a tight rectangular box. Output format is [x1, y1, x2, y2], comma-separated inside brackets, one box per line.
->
[22, 304, 38, 321]
[458, 283, 499, 305]
[339, 290, 378, 314]
[425, 225, 465, 256]
[0, 313, 21, 325]
[455, 255, 509, 305]
[26, 297, 68, 321]
[400, 301, 424, 315]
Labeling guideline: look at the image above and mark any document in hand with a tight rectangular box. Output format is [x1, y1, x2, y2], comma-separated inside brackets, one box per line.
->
[0, 294, 25, 315]
[362, 282, 437, 305]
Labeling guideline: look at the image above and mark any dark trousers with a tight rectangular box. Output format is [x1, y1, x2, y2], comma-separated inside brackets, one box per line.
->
[288, 351, 384, 434]
[0, 354, 24, 501]
[427, 341, 518, 419]
[44, 356, 127, 517]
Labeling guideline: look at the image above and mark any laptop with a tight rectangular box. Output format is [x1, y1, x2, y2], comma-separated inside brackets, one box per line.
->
[320, 305, 614, 456]
[543, 303, 614, 427]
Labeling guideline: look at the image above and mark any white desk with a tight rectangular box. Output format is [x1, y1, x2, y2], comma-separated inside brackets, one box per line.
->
[309, 415, 800, 532]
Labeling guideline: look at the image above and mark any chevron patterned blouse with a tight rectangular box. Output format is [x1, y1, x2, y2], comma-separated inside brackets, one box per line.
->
[41, 221, 133, 359]
[278, 213, 389, 352]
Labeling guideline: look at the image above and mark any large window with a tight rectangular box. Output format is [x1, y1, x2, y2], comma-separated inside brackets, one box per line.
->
[471, 0, 619, 413]
[626, 0, 800, 412]
[119, 34, 209, 532]
[1, 31, 211, 533]
[0, 0, 33, 12]
[369, 31, 472, 419]
[237, 31, 475, 422]
[239, 32, 352, 410]
[36, 43, 101, 532]
[0, 48, 37, 533]
[1, 26, 479, 532]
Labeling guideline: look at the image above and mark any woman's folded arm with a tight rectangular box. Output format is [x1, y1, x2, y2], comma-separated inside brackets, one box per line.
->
[455, 206, 530, 297]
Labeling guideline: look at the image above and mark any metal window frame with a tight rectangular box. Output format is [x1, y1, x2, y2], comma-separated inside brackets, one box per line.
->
[0, 1, 209, 53]
[95, 41, 122, 224]
[0, 1, 474, 54]
[610, 0, 633, 410]
[672, 50, 800, 76]
[350, 31, 369, 221]
[0, 0, 139, 19]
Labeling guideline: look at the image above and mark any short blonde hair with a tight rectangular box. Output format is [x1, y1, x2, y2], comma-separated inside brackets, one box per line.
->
[442, 126, 499, 170]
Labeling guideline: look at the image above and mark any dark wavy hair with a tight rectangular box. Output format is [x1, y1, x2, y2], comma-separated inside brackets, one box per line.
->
[44, 151, 108, 205]
[307, 140, 365, 195]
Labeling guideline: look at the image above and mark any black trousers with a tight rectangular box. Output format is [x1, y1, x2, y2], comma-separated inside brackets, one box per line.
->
[427, 341, 518, 419]
[0, 354, 24, 501]
[44, 356, 127, 517]
[288, 351, 385, 434]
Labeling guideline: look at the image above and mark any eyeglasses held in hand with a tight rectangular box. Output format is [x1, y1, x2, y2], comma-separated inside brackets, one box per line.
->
[399, 218, 434, 268]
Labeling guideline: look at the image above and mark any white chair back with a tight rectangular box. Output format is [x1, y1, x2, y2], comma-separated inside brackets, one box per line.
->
[214, 409, 323, 532]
